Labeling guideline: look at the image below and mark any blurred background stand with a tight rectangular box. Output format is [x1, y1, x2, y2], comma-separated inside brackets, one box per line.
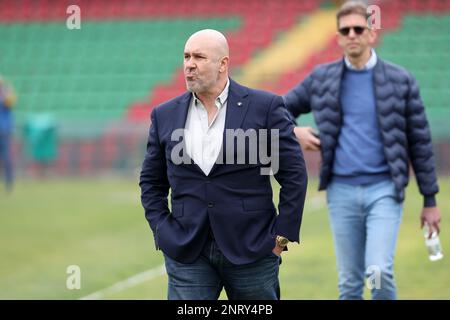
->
[22, 113, 58, 178]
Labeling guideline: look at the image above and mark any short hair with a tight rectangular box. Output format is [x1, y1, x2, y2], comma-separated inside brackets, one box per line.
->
[336, 1, 371, 27]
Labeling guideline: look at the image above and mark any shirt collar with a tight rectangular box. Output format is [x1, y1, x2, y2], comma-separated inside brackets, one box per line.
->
[193, 78, 230, 109]
[344, 49, 377, 70]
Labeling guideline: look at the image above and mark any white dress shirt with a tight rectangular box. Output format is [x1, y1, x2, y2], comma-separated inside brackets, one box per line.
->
[184, 80, 230, 176]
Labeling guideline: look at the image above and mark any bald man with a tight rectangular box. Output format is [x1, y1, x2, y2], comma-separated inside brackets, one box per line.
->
[140, 29, 307, 300]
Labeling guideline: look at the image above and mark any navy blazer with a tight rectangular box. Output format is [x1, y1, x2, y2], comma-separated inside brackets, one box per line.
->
[140, 79, 307, 264]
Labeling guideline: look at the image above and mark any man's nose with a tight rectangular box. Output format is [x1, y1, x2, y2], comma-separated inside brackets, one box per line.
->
[185, 66, 196, 75]
[184, 58, 195, 69]
[348, 28, 357, 38]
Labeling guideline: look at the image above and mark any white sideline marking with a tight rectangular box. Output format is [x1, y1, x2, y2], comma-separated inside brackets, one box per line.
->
[79, 264, 166, 300]
[79, 196, 324, 300]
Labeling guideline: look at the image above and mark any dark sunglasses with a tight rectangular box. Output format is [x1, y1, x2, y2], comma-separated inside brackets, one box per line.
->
[338, 26, 368, 36]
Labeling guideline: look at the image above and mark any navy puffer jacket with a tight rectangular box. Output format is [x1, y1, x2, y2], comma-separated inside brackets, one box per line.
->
[284, 58, 439, 206]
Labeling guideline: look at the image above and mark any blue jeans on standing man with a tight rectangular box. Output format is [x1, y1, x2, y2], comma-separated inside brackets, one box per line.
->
[326, 179, 403, 300]
[164, 237, 281, 300]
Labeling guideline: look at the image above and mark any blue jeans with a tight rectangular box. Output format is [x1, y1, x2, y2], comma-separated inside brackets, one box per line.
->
[0, 131, 13, 190]
[164, 238, 281, 300]
[326, 179, 403, 300]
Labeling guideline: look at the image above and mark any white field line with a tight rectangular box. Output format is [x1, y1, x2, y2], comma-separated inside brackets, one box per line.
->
[79, 196, 325, 300]
[79, 264, 166, 300]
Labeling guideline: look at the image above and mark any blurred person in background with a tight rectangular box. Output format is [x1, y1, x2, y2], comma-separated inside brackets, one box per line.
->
[283, 1, 441, 299]
[0, 75, 17, 193]
[140, 29, 307, 300]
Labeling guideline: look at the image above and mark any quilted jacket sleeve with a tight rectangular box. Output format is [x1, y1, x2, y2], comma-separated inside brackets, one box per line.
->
[405, 73, 439, 207]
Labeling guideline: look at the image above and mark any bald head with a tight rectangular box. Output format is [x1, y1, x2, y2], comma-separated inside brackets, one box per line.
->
[185, 29, 229, 59]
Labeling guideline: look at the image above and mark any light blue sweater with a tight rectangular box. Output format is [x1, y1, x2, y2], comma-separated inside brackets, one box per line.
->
[332, 67, 390, 185]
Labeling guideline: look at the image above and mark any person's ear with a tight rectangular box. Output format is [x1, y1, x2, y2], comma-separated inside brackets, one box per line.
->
[368, 28, 378, 45]
[336, 31, 345, 49]
[219, 56, 229, 73]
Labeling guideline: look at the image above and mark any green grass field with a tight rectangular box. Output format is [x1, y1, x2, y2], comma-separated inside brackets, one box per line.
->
[0, 176, 449, 299]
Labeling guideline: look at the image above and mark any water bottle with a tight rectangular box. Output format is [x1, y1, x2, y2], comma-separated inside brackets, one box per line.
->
[423, 223, 443, 261]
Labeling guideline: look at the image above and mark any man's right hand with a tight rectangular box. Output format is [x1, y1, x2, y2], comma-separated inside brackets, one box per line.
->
[272, 245, 283, 257]
[421, 206, 441, 237]
[293, 126, 321, 151]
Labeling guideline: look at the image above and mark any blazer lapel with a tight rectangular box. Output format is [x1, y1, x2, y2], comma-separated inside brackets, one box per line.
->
[171, 92, 205, 175]
[209, 79, 249, 176]
[224, 79, 250, 131]
[172, 92, 191, 131]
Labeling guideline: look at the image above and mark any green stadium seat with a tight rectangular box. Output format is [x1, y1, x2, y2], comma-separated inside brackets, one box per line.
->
[378, 14, 450, 139]
[0, 17, 241, 129]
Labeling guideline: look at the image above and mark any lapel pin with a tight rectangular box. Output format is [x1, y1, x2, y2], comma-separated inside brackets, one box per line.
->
[237, 102, 242, 107]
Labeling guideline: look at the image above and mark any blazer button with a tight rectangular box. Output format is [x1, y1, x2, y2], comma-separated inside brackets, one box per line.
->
[205, 179, 211, 184]
[208, 202, 214, 208]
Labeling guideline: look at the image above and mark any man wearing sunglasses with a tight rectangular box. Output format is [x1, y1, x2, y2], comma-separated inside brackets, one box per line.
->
[284, 1, 441, 300]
